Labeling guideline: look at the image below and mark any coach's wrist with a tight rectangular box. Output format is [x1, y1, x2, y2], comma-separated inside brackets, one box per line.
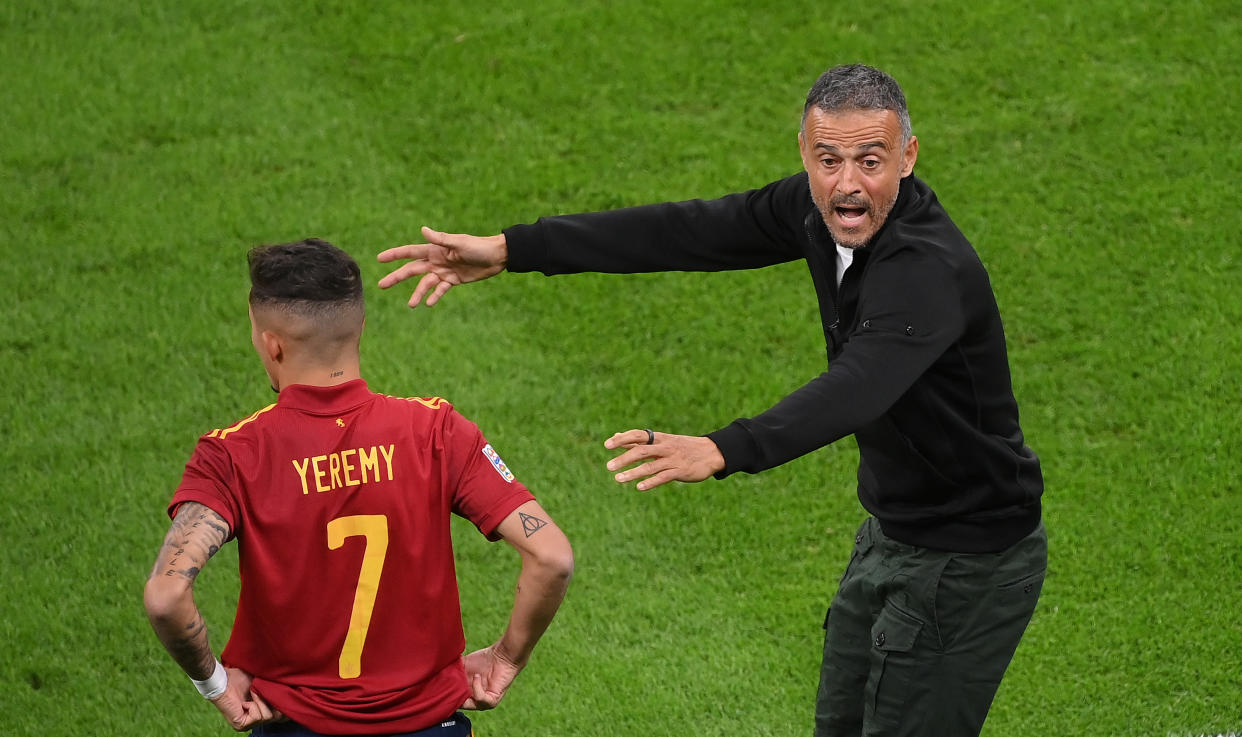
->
[190, 659, 228, 700]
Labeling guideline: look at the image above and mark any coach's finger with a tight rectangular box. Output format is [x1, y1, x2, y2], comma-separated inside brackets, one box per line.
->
[633, 467, 682, 491]
[378, 258, 434, 290]
[613, 454, 672, 482]
[421, 226, 471, 249]
[407, 273, 441, 307]
[422, 277, 456, 307]
[604, 428, 655, 451]
[377, 243, 431, 264]
[604, 441, 661, 472]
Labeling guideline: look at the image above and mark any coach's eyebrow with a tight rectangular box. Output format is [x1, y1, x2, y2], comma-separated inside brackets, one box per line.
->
[812, 141, 890, 153]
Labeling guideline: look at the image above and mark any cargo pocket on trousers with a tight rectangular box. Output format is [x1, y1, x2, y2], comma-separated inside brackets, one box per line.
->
[865, 604, 924, 729]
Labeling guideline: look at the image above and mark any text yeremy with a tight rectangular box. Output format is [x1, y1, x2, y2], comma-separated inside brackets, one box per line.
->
[291, 444, 396, 495]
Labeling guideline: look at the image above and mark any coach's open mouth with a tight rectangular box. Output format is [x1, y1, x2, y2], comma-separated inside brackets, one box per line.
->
[836, 206, 868, 227]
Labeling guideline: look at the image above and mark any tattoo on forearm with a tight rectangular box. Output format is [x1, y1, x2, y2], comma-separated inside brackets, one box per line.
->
[166, 614, 215, 677]
[519, 512, 548, 538]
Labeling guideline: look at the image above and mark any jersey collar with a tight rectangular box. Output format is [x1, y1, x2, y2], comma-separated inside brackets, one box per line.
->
[276, 379, 373, 415]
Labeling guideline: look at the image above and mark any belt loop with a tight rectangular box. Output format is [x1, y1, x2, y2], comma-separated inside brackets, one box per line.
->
[853, 517, 876, 556]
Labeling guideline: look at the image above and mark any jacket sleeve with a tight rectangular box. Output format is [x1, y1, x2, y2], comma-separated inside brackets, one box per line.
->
[708, 246, 967, 475]
[503, 173, 810, 275]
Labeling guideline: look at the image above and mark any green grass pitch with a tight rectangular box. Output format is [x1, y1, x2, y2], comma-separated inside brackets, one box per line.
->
[2, 1, 1240, 735]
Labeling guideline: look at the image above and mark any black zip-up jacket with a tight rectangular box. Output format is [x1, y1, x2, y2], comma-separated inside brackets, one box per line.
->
[504, 172, 1042, 553]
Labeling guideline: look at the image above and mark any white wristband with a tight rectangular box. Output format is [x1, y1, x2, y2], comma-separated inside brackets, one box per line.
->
[190, 659, 228, 700]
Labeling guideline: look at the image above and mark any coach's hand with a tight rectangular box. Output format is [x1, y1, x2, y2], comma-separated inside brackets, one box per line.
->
[210, 667, 285, 731]
[461, 643, 523, 710]
[605, 430, 725, 491]
[377, 226, 507, 307]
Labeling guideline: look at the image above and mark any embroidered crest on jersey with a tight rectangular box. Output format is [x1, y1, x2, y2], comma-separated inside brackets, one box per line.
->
[481, 444, 516, 483]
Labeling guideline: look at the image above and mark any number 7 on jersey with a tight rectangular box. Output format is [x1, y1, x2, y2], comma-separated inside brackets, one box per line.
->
[327, 515, 389, 679]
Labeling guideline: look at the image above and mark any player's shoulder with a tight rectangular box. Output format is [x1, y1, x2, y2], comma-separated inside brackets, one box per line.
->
[373, 393, 456, 414]
[199, 403, 279, 444]
[374, 393, 470, 428]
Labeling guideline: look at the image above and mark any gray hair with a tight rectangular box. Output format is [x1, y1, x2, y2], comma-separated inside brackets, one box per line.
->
[803, 64, 912, 143]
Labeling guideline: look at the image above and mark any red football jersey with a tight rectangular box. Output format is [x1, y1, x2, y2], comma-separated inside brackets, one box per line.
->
[169, 380, 534, 734]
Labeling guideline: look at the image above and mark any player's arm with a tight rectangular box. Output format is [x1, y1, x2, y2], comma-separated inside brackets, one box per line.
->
[462, 499, 573, 710]
[144, 502, 279, 730]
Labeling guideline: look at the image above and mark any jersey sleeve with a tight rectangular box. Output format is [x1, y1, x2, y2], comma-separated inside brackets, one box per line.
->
[442, 410, 535, 540]
[168, 435, 241, 538]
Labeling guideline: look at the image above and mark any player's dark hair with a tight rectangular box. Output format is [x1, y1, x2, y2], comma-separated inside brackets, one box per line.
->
[248, 238, 364, 318]
[803, 64, 912, 143]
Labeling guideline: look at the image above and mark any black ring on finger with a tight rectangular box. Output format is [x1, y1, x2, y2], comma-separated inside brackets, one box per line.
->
[644, 428, 655, 445]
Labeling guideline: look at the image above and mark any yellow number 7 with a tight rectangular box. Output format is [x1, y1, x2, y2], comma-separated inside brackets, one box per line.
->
[326, 515, 389, 679]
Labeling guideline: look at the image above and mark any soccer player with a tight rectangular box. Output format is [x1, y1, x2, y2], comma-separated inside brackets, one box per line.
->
[144, 238, 573, 736]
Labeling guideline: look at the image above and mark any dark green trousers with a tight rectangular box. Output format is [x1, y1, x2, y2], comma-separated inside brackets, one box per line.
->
[814, 517, 1047, 737]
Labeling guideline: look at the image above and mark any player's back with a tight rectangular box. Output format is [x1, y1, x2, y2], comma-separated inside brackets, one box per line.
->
[172, 379, 533, 733]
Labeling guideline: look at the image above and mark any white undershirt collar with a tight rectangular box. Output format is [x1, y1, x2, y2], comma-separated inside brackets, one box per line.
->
[835, 244, 856, 287]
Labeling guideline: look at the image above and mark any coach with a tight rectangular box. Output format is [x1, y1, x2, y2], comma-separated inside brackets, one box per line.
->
[379, 64, 1046, 737]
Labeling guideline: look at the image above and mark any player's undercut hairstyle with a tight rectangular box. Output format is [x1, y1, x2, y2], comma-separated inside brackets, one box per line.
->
[248, 238, 364, 322]
[803, 64, 912, 144]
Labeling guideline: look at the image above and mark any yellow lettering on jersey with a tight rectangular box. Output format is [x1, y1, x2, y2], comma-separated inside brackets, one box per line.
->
[312, 455, 330, 493]
[292, 457, 312, 495]
[340, 449, 359, 487]
[295, 445, 395, 496]
[359, 446, 379, 484]
[378, 444, 395, 481]
[328, 453, 343, 489]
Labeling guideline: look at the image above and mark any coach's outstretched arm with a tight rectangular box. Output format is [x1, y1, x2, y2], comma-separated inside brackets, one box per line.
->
[144, 502, 282, 731]
[462, 499, 573, 710]
[377, 226, 507, 307]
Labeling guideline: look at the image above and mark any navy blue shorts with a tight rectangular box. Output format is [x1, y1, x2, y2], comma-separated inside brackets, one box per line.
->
[251, 712, 472, 737]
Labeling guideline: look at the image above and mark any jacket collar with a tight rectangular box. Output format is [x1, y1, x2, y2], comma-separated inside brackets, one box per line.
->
[866, 174, 918, 250]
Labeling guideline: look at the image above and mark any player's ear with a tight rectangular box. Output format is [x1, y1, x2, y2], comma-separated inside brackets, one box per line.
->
[261, 330, 284, 364]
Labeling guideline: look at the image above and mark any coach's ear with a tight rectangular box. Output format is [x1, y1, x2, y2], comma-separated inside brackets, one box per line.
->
[900, 135, 919, 177]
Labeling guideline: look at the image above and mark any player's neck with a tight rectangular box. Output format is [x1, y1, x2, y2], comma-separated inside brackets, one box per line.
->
[274, 359, 363, 391]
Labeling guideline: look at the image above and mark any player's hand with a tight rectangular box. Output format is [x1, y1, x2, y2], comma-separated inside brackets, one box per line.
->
[210, 667, 286, 731]
[461, 643, 523, 710]
[377, 226, 507, 307]
[604, 430, 725, 491]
